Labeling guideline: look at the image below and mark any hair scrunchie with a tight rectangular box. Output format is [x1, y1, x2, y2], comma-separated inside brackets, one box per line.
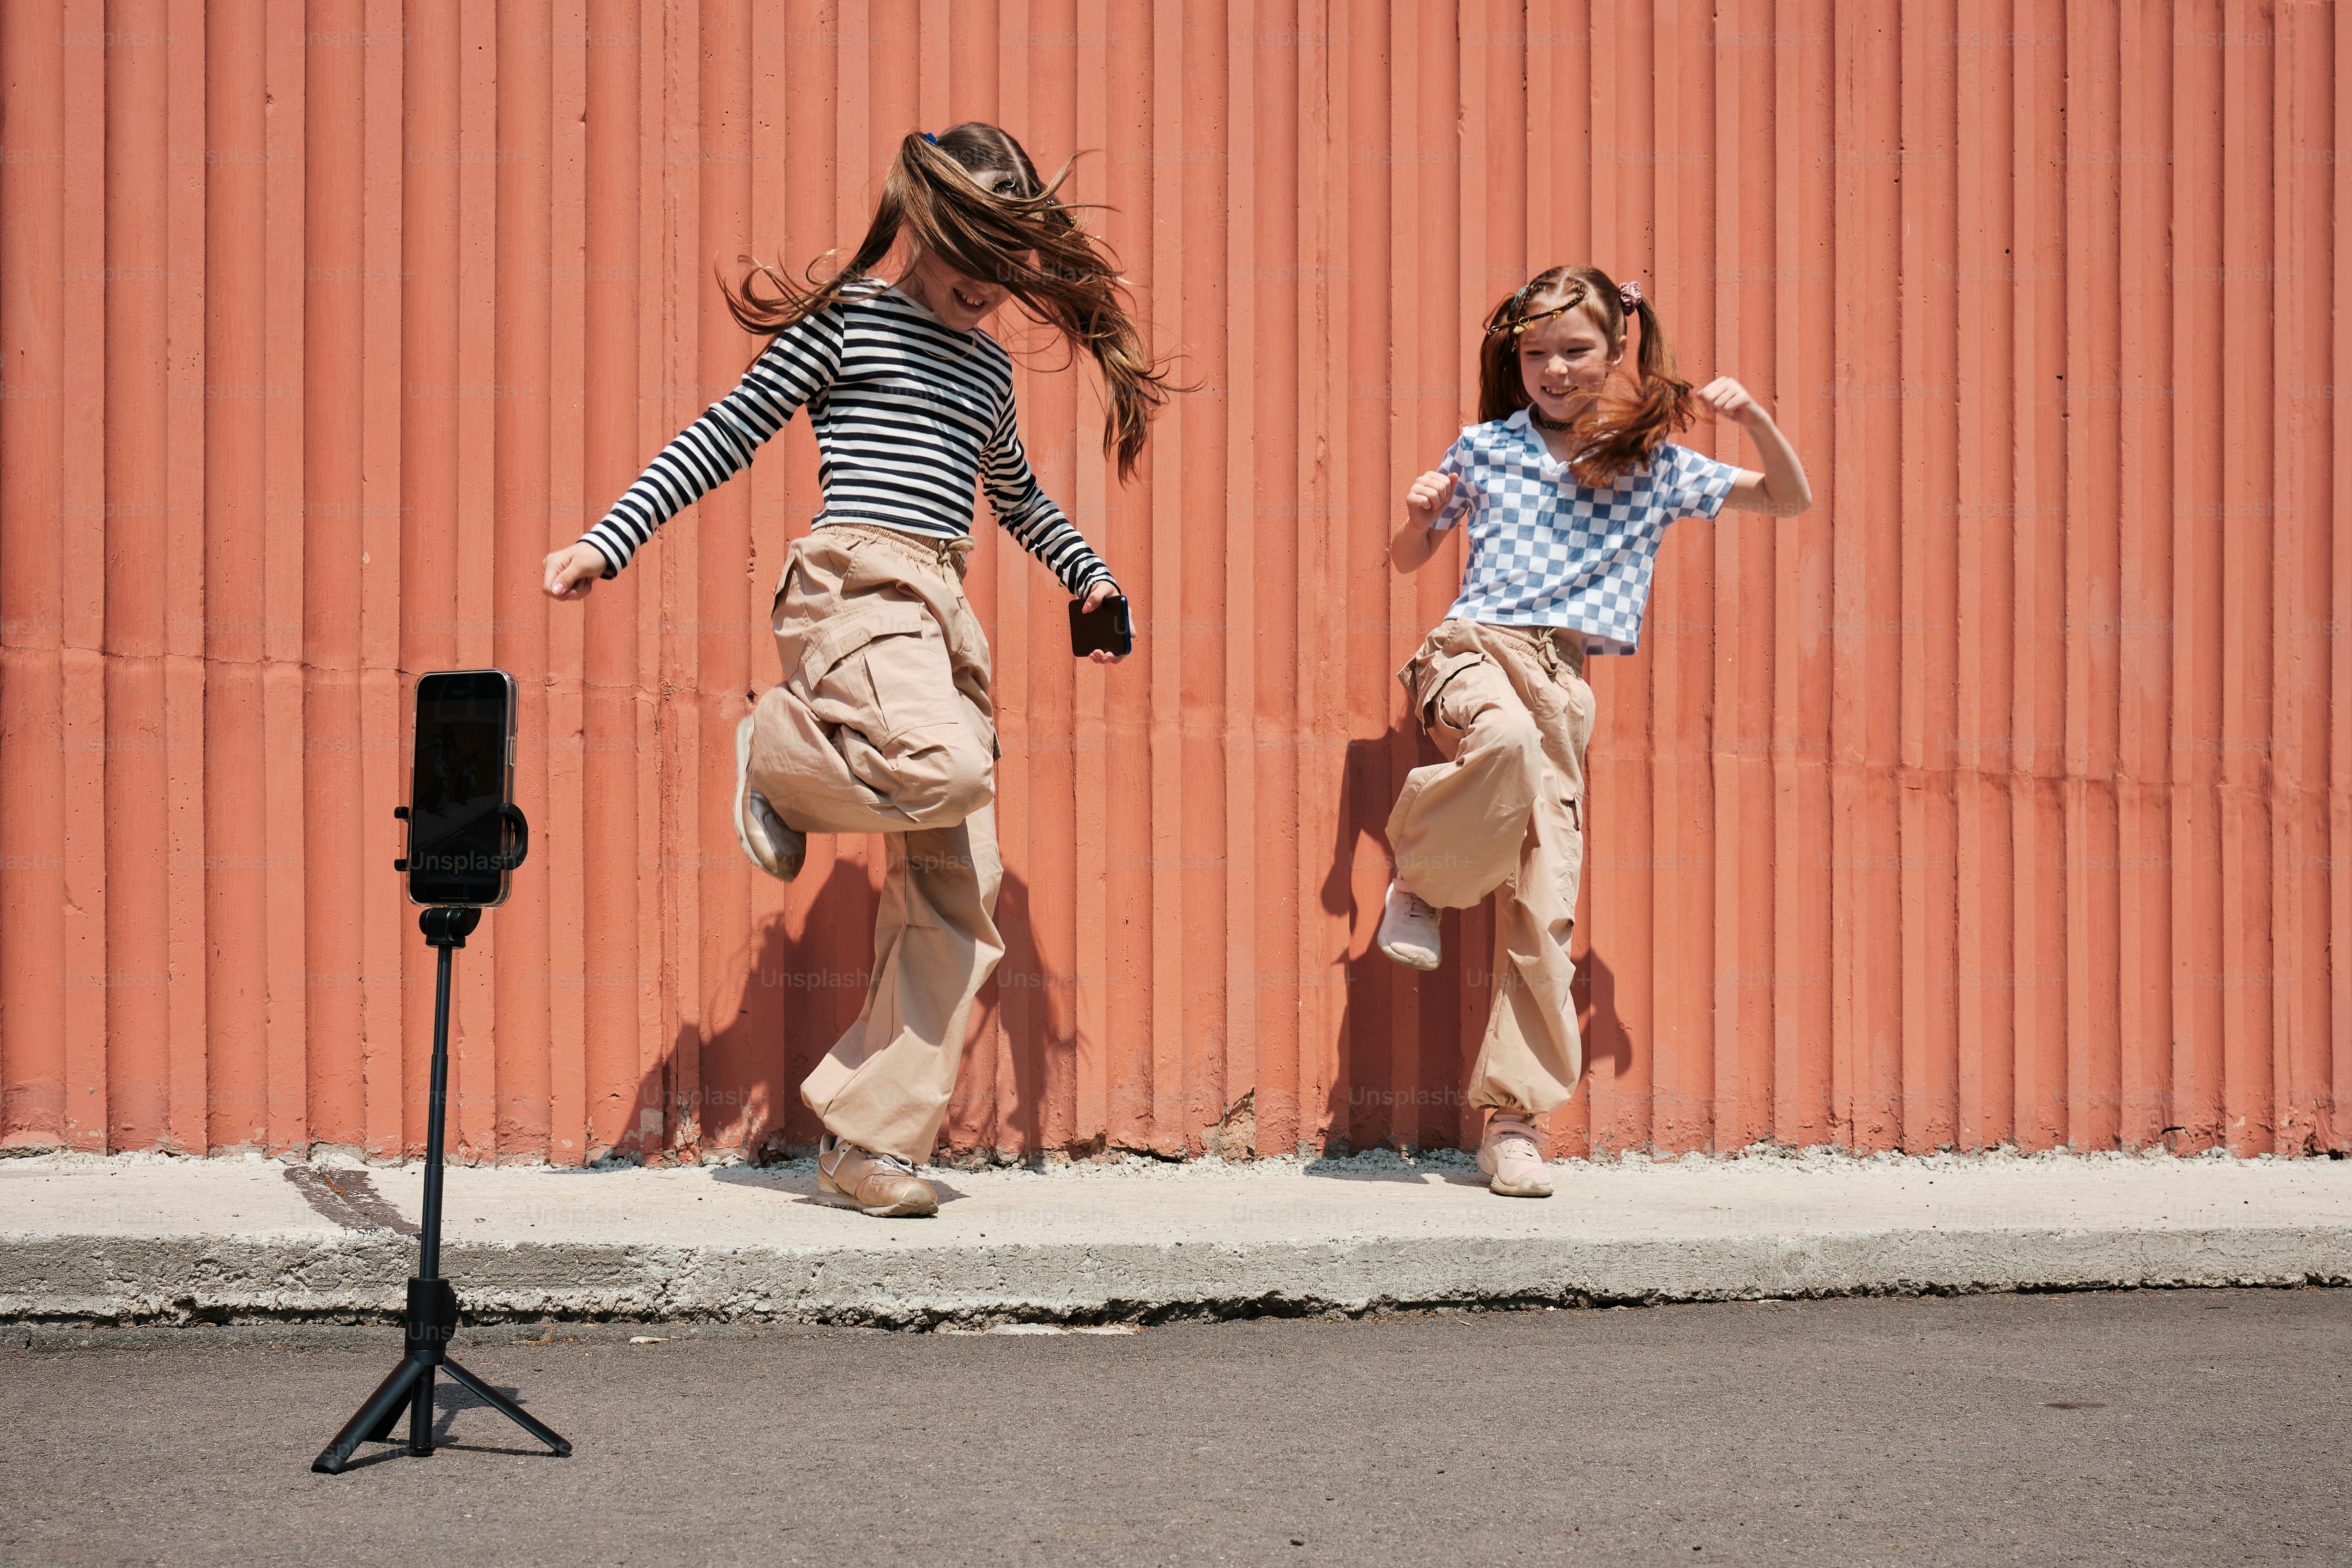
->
[1618, 278, 1643, 312]
[921, 131, 939, 145]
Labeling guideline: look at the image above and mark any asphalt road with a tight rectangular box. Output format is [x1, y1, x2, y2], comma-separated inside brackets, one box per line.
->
[3, 1288, 2345, 1567]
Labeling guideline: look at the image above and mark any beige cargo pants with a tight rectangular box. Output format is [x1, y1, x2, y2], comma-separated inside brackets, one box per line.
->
[1386, 619, 1595, 1116]
[742, 521, 1005, 1166]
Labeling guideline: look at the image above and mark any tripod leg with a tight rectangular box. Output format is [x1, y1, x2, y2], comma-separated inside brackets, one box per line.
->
[361, 1379, 412, 1444]
[409, 1364, 438, 1456]
[313, 1358, 428, 1474]
[441, 1356, 573, 1457]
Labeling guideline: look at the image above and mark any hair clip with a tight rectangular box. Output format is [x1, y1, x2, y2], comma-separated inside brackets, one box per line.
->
[921, 131, 939, 145]
[1618, 278, 1642, 311]
[1483, 278, 1590, 338]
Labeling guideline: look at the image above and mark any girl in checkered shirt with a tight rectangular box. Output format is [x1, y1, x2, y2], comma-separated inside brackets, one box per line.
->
[1379, 265, 1811, 1198]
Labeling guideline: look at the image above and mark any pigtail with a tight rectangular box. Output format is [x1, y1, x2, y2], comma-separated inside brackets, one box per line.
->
[720, 125, 1176, 482]
[1475, 281, 1543, 424]
[718, 184, 906, 345]
[1037, 265, 1175, 483]
[1580, 291, 1695, 487]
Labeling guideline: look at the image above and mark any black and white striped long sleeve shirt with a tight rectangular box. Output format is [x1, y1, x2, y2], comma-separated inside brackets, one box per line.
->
[580, 280, 1116, 596]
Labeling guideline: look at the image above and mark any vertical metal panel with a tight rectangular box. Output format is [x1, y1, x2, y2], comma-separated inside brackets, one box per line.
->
[0, 3, 2344, 1163]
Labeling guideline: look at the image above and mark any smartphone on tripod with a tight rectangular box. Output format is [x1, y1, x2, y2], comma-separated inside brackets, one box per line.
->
[402, 670, 520, 908]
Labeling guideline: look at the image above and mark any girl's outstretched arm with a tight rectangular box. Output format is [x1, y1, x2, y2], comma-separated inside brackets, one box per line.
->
[1389, 471, 1459, 574]
[1699, 377, 1811, 517]
[979, 387, 1118, 600]
[540, 302, 848, 599]
[979, 382, 1126, 663]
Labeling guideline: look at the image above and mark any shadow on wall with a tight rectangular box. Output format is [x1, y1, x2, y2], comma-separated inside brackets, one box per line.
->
[598, 720, 1628, 1169]
[950, 859, 1065, 1160]
[606, 849, 1070, 1168]
[1314, 722, 1628, 1161]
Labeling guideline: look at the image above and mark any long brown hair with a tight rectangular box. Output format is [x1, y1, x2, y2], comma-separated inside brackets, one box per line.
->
[1475, 264, 1694, 489]
[719, 123, 1172, 481]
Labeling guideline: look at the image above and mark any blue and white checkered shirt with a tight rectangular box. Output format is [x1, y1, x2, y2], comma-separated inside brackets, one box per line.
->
[1431, 407, 1743, 654]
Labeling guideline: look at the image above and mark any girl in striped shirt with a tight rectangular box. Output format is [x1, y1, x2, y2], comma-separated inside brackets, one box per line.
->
[541, 124, 1171, 1216]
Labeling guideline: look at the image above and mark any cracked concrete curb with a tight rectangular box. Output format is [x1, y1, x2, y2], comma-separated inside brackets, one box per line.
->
[9, 1150, 2349, 1329]
[5, 1226, 2349, 1331]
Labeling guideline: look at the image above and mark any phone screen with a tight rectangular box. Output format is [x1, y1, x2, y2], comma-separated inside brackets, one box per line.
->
[1068, 594, 1134, 657]
[406, 670, 517, 907]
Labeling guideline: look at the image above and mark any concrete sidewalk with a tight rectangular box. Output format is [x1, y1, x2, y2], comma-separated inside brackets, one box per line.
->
[4, 1147, 2349, 1329]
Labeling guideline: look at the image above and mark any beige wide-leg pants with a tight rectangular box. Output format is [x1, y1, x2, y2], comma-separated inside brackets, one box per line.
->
[743, 521, 1005, 1166]
[1385, 619, 1595, 1116]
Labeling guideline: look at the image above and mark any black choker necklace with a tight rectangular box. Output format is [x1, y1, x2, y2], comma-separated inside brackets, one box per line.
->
[1529, 406, 1575, 431]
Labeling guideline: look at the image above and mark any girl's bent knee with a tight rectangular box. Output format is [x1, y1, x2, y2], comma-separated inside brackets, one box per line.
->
[937, 752, 994, 820]
[1470, 707, 1544, 767]
[893, 733, 995, 824]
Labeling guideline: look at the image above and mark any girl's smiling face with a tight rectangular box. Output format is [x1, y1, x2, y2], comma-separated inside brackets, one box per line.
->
[897, 159, 1042, 331]
[1516, 296, 1622, 422]
[900, 245, 1015, 333]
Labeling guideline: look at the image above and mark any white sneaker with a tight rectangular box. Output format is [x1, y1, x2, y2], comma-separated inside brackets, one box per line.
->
[734, 713, 804, 882]
[1376, 880, 1441, 969]
[1477, 1113, 1553, 1198]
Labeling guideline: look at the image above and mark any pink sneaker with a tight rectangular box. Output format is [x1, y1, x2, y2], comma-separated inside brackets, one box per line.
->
[1476, 1113, 1553, 1198]
[815, 1134, 937, 1218]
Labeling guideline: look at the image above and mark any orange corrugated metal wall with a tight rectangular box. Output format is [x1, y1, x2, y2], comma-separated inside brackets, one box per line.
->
[2, 3, 2345, 1164]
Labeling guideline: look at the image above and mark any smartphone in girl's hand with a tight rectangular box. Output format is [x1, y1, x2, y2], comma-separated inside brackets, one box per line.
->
[1069, 594, 1134, 657]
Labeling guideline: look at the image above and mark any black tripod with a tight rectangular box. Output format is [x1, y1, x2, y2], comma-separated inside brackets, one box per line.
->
[312, 899, 571, 1473]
